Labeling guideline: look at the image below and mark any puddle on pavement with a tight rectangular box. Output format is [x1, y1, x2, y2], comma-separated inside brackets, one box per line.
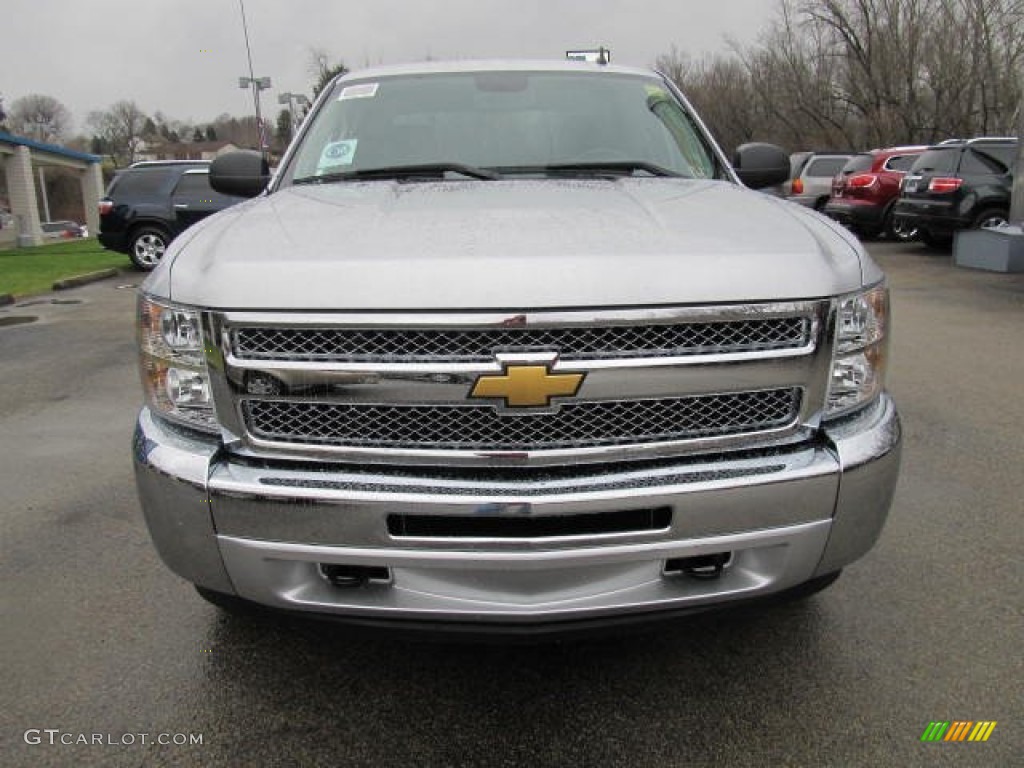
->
[0, 316, 37, 328]
[115, 284, 138, 290]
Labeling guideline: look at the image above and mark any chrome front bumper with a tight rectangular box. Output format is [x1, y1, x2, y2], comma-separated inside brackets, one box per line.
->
[133, 395, 901, 625]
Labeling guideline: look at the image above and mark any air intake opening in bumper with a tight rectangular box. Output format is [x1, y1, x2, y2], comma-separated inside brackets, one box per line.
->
[387, 506, 672, 539]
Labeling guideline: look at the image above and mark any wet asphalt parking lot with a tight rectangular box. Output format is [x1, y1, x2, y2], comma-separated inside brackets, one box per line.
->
[1, 240, 1021, 767]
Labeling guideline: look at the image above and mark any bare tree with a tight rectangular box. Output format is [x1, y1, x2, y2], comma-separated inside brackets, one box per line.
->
[656, 0, 1024, 152]
[275, 108, 293, 150]
[6, 94, 72, 142]
[653, 46, 693, 88]
[657, 48, 767, 154]
[88, 100, 147, 167]
[791, 0, 1024, 144]
[210, 113, 269, 149]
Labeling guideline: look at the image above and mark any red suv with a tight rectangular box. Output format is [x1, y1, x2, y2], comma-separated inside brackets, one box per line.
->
[824, 145, 927, 240]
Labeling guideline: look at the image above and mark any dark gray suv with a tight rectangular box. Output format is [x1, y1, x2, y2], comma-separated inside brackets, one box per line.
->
[98, 161, 245, 270]
[894, 138, 1017, 248]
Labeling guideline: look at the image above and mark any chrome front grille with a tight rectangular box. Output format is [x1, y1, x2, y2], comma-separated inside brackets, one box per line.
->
[211, 303, 831, 465]
[242, 388, 801, 451]
[231, 317, 811, 363]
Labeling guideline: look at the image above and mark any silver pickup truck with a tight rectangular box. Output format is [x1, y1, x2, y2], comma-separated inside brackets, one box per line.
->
[133, 60, 900, 631]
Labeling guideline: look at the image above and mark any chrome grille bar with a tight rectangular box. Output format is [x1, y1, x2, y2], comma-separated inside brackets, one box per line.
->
[232, 317, 811, 363]
[242, 388, 802, 451]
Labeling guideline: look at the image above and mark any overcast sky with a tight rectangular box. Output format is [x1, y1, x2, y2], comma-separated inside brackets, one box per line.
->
[1, 0, 775, 134]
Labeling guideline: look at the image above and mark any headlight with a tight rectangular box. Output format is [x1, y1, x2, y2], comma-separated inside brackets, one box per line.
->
[826, 285, 889, 418]
[138, 295, 218, 433]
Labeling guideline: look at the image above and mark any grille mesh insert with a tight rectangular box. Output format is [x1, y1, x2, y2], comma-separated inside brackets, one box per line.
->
[232, 318, 810, 363]
[243, 388, 800, 451]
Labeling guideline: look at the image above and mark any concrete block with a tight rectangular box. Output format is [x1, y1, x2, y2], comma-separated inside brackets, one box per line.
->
[953, 227, 1024, 273]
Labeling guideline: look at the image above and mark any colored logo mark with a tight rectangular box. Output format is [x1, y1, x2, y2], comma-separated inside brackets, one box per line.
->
[920, 721, 997, 742]
[470, 364, 584, 409]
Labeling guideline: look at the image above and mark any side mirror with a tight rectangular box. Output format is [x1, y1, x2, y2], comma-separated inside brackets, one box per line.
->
[209, 151, 270, 198]
[733, 143, 790, 189]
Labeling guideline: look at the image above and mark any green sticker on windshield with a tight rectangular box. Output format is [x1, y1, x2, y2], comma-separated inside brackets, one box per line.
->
[317, 139, 358, 171]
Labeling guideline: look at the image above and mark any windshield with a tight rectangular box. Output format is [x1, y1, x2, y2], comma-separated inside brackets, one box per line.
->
[282, 70, 722, 184]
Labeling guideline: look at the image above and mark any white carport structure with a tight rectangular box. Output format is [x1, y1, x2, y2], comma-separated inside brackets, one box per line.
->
[0, 130, 104, 247]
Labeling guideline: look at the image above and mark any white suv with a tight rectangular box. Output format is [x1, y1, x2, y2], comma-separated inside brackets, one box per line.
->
[786, 152, 855, 210]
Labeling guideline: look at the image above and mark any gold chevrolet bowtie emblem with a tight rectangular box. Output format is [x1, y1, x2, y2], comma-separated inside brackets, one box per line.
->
[470, 364, 585, 408]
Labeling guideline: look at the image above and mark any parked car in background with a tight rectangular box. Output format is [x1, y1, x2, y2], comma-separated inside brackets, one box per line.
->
[41, 220, 88, 239]
[894, 137, 1017, 248]
[785, 152, 855, 209]
[824, 145, 927, 240]
[98, 160, 247, 270]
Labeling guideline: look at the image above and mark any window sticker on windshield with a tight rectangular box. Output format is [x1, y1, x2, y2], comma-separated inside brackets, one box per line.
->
[317, 140, 358, 170]
[338, 83, 379, 100]
[644, 84, 668, 99]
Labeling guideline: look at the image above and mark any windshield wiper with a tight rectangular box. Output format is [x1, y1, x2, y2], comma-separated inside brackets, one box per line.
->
[501, 162, 684, 179]
[293, 163, 500, 185]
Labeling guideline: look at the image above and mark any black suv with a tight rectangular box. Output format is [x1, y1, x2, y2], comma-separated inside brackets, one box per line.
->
[894, 137, 1017, 248]
[98, 161, 246, 269]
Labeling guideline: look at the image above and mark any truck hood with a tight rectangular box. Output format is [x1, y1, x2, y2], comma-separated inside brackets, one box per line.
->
[159, 178, 870, 310]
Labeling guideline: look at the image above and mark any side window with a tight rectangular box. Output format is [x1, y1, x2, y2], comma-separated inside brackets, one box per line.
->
[974, 145, 1015, 170]
[172, 172, 237, 204]
[960, 149, 1009, 175]
[104, 172, 124, 195]
[910, 149, 958, 174]
[884, 154, 919, 173]
[111, 168, 171, 198]
[172, 173, 214, 202]
[805, 157, 848, 177]
[790, 154, 811, 177]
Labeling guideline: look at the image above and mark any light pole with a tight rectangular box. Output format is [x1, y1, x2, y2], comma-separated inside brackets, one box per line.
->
[237, 0, 270, 154]
[238, 75, 272, 150]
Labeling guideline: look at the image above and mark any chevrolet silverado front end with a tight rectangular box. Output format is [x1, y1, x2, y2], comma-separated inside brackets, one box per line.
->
[133, 61, 900, 630]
